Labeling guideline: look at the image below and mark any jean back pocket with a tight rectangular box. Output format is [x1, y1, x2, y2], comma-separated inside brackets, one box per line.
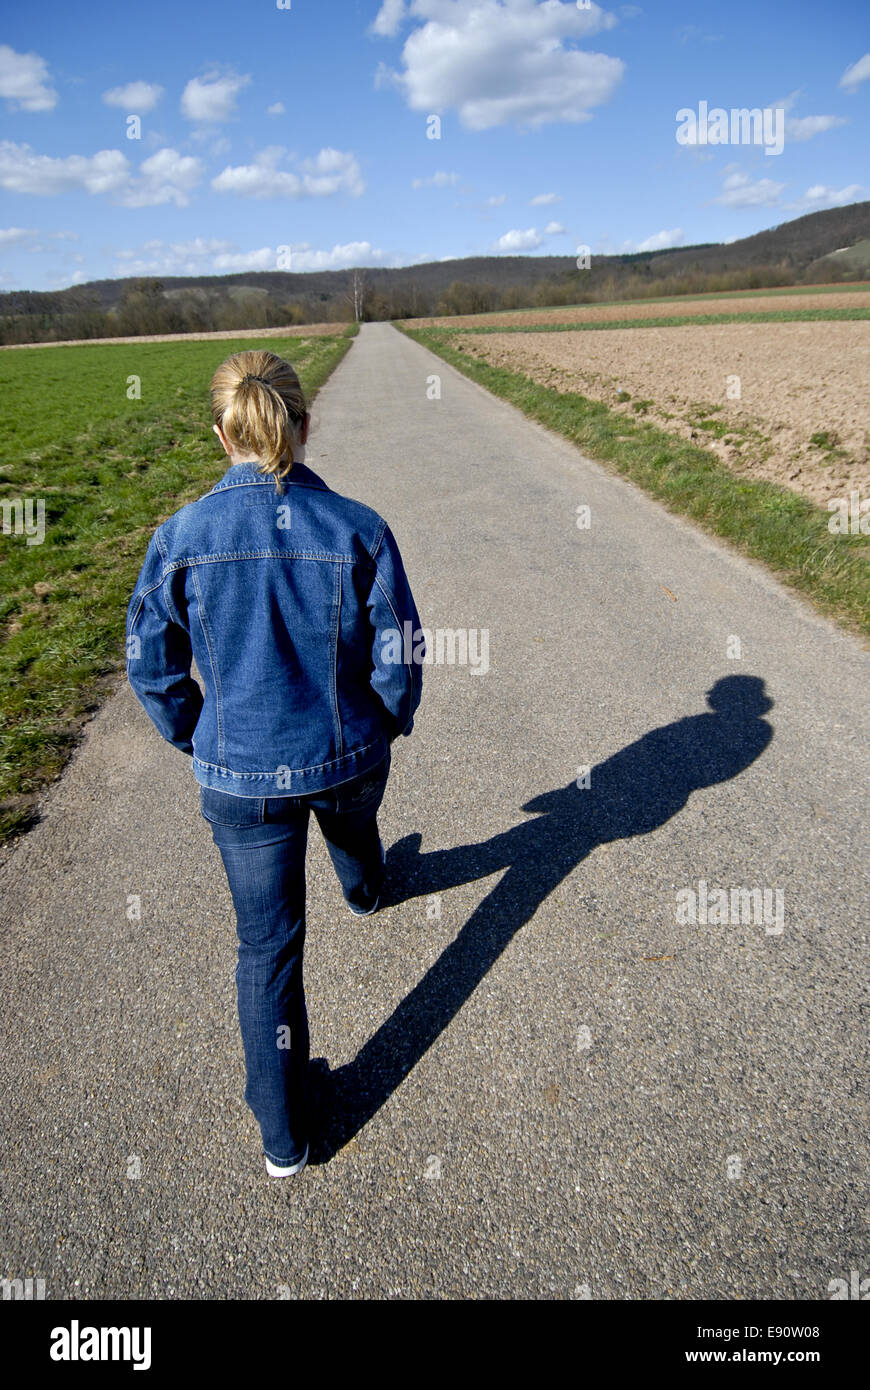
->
[200, 786, 265, 826]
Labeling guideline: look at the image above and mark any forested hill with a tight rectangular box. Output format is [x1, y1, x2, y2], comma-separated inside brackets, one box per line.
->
[2, 200, 868, 345]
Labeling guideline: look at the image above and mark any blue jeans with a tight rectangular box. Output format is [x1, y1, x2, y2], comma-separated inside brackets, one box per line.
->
[200, 749, 391, 1166]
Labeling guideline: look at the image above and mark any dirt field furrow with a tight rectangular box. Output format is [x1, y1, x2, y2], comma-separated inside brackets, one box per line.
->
[452, 321, 870, 508]
[406, 290, 870, 331]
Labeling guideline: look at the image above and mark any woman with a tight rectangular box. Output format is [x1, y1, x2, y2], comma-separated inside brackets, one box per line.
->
[126, 349, 423, 1178]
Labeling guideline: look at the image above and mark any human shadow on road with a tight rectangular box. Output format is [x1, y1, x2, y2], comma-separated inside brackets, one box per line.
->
[310, 674, 773, 1161]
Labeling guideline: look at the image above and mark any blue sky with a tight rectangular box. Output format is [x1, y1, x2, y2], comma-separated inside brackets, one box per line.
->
[1, 0, 867, 290]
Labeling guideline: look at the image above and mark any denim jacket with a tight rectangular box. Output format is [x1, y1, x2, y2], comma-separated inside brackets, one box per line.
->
[126, 459, 423, 796]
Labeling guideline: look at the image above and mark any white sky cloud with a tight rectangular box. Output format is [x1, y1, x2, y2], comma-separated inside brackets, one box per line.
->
[102, 82, 164, 112]
[43, 268, 86, 286]
[494, 227, 543, 251]
[789, 183, 864, 211]
[487, 194, 507, 206]
[301, 148, 365, 196]
[785, 114, 847, 141]
[768, 95, 847, 143]
[494, 215, 572, 251]
[411, 170, 458, 188]
[121, 148, 203, 207]
[714, 170, 785, 208]
[267, 102, 286, 116]
[0, 141, 129, 195]
[0, 226, 39, 244]
[210, 247, 278, 272]
[0, 45, 57, 112]
[375, 0, 623, 130]
[282, 241, 392, 271]
[370, 0, 407, 37]
[676, 24, 723, 44]
[840, 54, 870, 91]
[113, 238, 394, 276]
[530, 192, 561, 205]
[493, 218, 569, 251]
[115, 237, 238, 276]
[0, 140, 201, 206]
[181, 71, 250, 123]
[633, 227, 684, 252]
[0, 227, 77, 257]
[212, 146, 364, 198]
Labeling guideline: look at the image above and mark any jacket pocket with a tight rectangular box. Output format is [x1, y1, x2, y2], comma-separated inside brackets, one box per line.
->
[200, 786, 264, 826]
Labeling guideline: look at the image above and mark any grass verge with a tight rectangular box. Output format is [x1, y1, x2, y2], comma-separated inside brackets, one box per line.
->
[399, 323, 869, 641]
[0, 331, 354, 843]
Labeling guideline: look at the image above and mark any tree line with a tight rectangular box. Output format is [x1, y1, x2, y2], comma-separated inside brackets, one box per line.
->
[0, 252, 865, 346]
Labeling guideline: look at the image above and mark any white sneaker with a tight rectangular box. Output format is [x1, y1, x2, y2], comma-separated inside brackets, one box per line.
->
[265, 1143, 309, 1178]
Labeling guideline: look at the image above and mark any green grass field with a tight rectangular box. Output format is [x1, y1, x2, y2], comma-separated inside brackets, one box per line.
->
[418, 307, 870, 335]
[817, 241, 870, 274]
[400, 324, 870, 644]
[0, 330, 354, 842]
[597, 280, 870, 302]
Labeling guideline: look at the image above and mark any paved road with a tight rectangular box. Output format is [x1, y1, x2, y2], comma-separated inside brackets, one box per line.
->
[1, 322, 867, 1299]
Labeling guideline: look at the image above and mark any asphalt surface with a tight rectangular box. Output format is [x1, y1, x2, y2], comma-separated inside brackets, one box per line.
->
[1, 321, 867, 1300]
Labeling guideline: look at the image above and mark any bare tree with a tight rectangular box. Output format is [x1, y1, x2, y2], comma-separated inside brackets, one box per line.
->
[344, 268, 368, 322]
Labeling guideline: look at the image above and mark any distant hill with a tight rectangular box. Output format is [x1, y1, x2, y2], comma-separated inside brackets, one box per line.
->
[640, 200, 870, 276]
[810, 237, 870, 275]
[2, 200, 868, 345]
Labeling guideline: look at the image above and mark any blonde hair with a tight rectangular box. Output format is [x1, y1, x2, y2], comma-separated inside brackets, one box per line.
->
[210, 350, 307, 490]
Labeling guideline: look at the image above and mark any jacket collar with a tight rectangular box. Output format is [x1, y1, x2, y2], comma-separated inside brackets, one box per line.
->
[209, 459, 329, 493]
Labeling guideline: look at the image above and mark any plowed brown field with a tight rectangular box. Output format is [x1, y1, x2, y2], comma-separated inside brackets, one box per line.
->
[405, 290, 870, 331]
[450, 320, 870, 508]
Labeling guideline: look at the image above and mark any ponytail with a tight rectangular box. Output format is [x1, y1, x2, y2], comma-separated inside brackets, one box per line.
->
[210, 350, 307, 490]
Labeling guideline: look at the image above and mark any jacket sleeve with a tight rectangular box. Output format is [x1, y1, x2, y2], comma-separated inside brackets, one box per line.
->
[126, 528, 203, 755]
[367, 521, 423, 739]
